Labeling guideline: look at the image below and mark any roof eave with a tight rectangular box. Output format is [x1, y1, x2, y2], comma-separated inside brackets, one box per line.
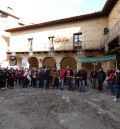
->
[5, 0, 118, 32]
[102, 0, 118, 15]
[5, 11, 104, 32]
[0, 10, 20, 19]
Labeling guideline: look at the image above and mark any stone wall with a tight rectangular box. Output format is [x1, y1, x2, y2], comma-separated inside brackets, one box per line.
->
[10, 17, 107, 51]
[108, 0, 120, 29]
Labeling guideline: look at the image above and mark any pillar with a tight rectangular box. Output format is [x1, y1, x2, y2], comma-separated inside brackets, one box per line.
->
[55, 54, 63, 70]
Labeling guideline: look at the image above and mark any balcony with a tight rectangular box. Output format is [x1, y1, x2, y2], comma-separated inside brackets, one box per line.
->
[73, 41, 82, 50]
[73, 40, 101, 50]
[108, 20, 120, 43]
[100, 20, 120, 48]
[53, 41, 73, 51]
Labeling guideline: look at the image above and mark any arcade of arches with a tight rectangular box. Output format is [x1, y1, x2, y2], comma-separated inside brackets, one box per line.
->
[42, 57, 77, 70]
[27, 56, 77, 70]
[18, 56, 111, 72]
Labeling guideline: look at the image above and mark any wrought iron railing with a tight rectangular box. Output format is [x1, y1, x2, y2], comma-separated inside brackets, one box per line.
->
[54, 41, 73, 51]
[73, 40, 102, 50]
[100, 20, 120, 49]
[108, 20, 120, 43]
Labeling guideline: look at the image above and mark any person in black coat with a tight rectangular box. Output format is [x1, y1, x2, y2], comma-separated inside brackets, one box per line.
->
[91, 70, 98, 89]
[44, 67, 51, 89]
[0, 68, 7, 89]
[38, 68, 45, 88]
[7, 69, 15, 88]
[97, 68, 106, 92]
[77, 68, 87, 92]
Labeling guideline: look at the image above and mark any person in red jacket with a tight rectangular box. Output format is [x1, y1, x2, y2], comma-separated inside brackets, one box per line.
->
[59, 68, 65, 90]
[108, 70, 115, 93]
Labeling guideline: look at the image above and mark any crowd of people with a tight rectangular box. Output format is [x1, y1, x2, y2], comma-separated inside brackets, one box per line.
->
[0, 65, 120, 102]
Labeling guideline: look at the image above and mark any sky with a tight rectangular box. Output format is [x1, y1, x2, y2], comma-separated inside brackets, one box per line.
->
[0, 0, 107, 24]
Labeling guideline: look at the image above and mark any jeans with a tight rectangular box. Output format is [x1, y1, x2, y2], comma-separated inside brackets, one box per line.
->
[115, 84, 120, 99]
[66, 79, 73, 91]
[79, 80, 85, 92]
[44, 79, 50, 89]
[39, 79, 44, 88]
[109, 82, 114, 93]
[98, 81, 103, 91]
[60, 79, 64, 89]
[92, 78, 97, 88]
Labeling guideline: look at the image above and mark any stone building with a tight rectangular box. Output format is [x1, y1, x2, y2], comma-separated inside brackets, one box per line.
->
[5, 0, 120, 71]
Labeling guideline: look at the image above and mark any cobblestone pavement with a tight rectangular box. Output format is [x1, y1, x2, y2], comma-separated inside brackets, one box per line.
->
[0, 87, 120, 129]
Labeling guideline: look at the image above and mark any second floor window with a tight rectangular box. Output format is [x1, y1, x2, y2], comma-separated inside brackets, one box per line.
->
[48, 36, 54, 50]
[73, 33, 82, 43]
[28, 38, 33, 51]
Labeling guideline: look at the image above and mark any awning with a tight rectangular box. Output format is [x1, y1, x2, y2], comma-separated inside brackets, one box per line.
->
[79, 55, 116, 63]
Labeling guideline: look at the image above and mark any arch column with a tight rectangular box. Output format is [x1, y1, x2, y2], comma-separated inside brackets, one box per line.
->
[77, 55, 83, 69]
[55, 56, 63, 69]
[77, 62, 82, 69]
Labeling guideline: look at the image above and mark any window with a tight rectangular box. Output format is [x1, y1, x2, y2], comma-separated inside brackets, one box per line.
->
[48, 36, 54, 43]
[28, 38, 33, 44]
[73, 33, 82, 49]
[48, 36, 54, 50]
[28, 38, 33, 51]
[73, 33, 82, 43]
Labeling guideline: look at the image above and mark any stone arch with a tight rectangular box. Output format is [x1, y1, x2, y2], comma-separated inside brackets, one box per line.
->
[28, 57, 39, 69]
[60, 57, 77, 70]
[42, 57, 56, 68]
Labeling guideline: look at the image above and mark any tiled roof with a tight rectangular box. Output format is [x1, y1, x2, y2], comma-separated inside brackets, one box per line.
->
[5, 0, 118, 32]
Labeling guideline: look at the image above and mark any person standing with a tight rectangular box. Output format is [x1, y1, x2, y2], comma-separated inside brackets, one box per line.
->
[51, 68, 59, 89]
[65, 66, 74, 91]
[23, 68, 30, 88]
[108, 70, 115, 93]
[44, 67, 51, 89]
[0, 68, 7, 89]
[113, 68, 120, 102]
[31, 68, 38, 88]
[78, 67, 87, 92]
[38, 68, 44, 88]
[7, 68, 15, 88]
[91, 70, 98, 89]
[17, 68, 24, 86]
[59, 68, 65, 90]
[97, 68, 106, 92]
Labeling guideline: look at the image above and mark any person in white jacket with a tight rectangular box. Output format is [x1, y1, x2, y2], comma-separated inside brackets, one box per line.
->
[23, 68, 30, 88]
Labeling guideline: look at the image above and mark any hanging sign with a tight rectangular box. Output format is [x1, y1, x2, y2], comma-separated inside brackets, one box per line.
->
[79, 55, 116, 63]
